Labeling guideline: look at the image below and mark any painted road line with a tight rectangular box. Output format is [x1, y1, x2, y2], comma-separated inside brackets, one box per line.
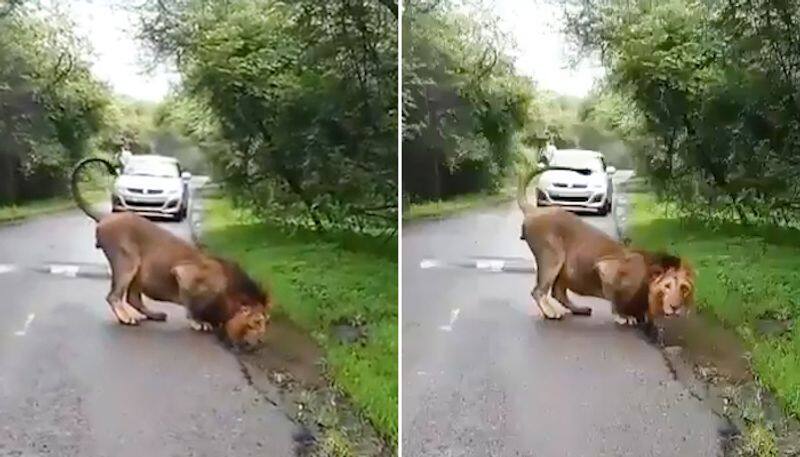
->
[48, 264, 80, 277]
[475, 259, 505, 272]
[13, 313, 36, 336]
[438, 308, 461, 332]
[0, 264, 16, 274]
[420, 257, 535, 273]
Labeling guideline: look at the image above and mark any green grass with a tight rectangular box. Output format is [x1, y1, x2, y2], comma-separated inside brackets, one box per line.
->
[0, 190, 109, 224]
[202, 199, 398, 441]
[629, 194, 800, 418]
[404, 189, 513, 220]
[0, 197, 75, 223]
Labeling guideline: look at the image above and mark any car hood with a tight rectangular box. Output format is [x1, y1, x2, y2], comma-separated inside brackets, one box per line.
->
[116, 175, 182, 192]
[538, 169, 606, 188]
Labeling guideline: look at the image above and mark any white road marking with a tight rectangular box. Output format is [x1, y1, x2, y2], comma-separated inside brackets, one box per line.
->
[49, 264, 79, 277]
[0, 264, 16, 274]
[14, 313, 36, 336]
[475, 259, 505, 272]
[419, 259, 440, 269]
[438, 308, 461, 332]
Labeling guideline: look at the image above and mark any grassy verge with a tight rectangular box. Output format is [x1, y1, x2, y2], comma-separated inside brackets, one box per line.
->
[629, 193, 800, 419]
[404, 188, 512, 221]
[0, 197, 75, 223]
[202, 198, 398, 442]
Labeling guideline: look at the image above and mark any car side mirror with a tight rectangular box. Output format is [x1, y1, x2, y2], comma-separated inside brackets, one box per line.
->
[181, 171, 192, 181]
[606, 166, 616, 175]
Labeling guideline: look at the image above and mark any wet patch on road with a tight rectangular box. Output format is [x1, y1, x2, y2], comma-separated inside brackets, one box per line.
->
[641, 315, 800, 456]
[233, 316, 392, 456]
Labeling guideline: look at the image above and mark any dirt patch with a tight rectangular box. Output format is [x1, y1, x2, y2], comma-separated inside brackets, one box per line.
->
[235, 316, 392, 457]
[657, 314, 751, 384]
[244, 317, 325, 388]
[645, 315, 800, 456]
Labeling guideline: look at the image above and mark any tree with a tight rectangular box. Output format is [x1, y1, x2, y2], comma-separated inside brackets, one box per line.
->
[136, 0, 397, 231]
[563, 0, 800, 224]
[0, 5, 111, 203]
[402, 0, 535, 201]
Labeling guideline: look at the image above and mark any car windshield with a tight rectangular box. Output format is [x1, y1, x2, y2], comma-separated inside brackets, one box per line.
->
[549, 154, 604, 173]
[123, 160, 179, 178]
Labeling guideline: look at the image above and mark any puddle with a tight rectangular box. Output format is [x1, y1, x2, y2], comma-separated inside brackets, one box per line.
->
[644, 314, 800, 455]
[241, 316, 324, 388]
[234, 316, 392, 456]
[656, 314, 751, 384]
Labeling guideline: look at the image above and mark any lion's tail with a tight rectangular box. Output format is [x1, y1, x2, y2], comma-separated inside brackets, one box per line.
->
[70, 157, 117, 223]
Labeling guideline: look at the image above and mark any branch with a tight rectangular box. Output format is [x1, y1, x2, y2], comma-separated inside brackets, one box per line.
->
[375, 0, 397, 19]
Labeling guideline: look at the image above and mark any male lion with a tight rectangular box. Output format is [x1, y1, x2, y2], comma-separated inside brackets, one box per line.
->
[517, 166, 695, 324]
[71, 158, 270, 348]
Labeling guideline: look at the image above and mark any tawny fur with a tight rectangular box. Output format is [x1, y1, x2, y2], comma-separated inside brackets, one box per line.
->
[516, 166, 694, 322]
[71, 158, 270, 347]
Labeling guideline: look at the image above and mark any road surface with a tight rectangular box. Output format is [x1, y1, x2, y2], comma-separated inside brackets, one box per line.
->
[402, 172, 724, 456]
[0, 181, 298, 457]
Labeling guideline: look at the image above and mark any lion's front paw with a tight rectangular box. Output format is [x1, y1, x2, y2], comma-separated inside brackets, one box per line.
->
[613, 314, 637, 326]
[189, 319, 213, 332]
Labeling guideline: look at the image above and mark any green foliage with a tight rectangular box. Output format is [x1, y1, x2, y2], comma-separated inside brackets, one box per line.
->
[138, 0, 397, 231]
[0, 5, 111, 203]
[565, 0, 800, 225]
[402, 0, 536, 201]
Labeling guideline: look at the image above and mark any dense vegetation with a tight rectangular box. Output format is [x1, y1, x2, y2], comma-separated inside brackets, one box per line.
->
[0, 4, 110, 204]
[564, 0, 800, 226]
[138, 0, 398, 231]
[402, 0, 533, 201]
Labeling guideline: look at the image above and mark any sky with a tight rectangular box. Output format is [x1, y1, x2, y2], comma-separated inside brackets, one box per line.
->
[61, 0, 178, 102]
[491, 0, 604, 97]
[57, 0, 597, 102]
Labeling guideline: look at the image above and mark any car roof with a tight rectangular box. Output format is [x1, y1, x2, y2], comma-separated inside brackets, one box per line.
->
[551, 148, 603, 158]
[128, 154, 178, 163]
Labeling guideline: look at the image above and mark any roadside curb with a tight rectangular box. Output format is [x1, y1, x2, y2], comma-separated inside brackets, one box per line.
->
[189, 180, 216, 245]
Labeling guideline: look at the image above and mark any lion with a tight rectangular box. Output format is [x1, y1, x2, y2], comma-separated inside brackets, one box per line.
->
[71, 158, 270, 349]
[517, 165, 695, 324]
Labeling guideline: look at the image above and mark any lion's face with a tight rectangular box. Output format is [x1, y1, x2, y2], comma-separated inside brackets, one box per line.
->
[649, 267, 695, 317]
[225, 304, 270, 349]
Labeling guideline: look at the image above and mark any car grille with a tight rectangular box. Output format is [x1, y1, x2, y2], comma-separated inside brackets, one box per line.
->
[123, 199, 163, 208]
[550, 195, 590, 203]
[553, 182, 588, 189]
[126, 188, 164, 195]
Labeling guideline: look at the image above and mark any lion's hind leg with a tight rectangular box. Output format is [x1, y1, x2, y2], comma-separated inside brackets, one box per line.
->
[530, 243, 567, 320]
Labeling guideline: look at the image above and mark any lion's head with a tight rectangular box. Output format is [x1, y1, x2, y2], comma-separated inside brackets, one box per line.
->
[172, 257, 272, 349]
[648, 260, 695, 317]
[595, 250, 695, 320]
[219, 259, 272, 349]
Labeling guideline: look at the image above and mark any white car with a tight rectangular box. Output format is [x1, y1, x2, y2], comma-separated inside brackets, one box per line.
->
[535, 149, 615, 215]
[111, 154, 191, 221]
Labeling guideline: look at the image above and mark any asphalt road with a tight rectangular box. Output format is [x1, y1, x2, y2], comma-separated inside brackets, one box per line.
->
[0, 183, 297, 457]
[402, 173, 724, 457]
